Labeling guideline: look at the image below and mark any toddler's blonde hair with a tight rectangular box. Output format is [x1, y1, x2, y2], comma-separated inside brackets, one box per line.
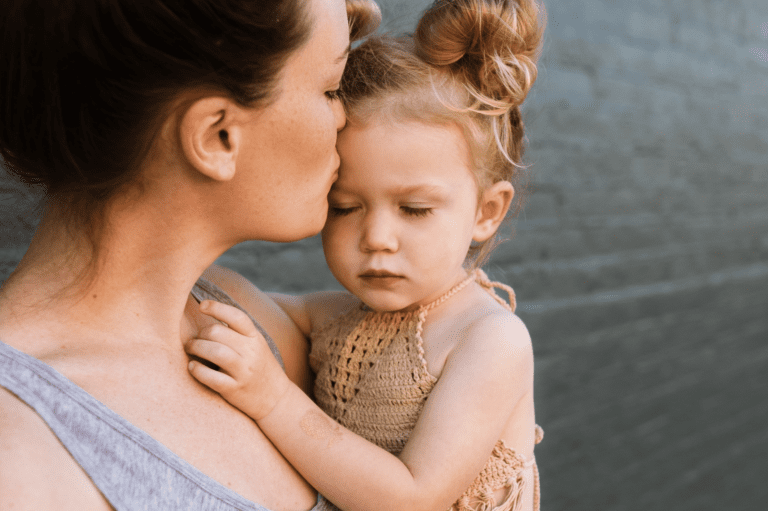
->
[341, 0, 545, 266]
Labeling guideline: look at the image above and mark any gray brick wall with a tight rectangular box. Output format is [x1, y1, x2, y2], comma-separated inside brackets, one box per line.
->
[2, 1, 767, 509]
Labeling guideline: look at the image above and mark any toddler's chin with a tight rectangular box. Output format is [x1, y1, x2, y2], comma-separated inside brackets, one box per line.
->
[361, 297, 420, 314]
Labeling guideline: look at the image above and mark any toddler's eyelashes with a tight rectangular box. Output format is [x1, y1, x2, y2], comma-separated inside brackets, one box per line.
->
[329, 206, 357, 217]
[400, 206, 432, 217]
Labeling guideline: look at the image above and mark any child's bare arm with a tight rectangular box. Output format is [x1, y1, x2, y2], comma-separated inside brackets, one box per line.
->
[186, 301, 533, 511]
[397, 312, 535, 497]
[268, 291, 359, 338]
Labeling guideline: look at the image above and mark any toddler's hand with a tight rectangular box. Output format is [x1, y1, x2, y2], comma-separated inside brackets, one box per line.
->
[185, 300, 290, 421]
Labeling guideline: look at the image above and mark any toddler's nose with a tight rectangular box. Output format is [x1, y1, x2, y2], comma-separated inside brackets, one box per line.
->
[359, 211, 398, 253]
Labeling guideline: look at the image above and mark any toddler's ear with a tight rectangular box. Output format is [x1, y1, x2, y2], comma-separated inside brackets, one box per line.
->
[179, 97, 245, 182]
[472, 181, 514, 242]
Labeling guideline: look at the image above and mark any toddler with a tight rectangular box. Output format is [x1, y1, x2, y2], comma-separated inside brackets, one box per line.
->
[186, 1, 545, 510]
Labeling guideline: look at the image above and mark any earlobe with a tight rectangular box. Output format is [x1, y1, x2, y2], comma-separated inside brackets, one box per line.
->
[473, 181, 514, 242]
[179, 97, 243, 182]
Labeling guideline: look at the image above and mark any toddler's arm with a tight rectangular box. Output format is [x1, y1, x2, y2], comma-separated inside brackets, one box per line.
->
[186, 299, 534, 511]
[268, 290, 360, 338]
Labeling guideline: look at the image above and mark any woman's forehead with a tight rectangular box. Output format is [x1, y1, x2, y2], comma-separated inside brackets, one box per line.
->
[299, 0, 350, 67]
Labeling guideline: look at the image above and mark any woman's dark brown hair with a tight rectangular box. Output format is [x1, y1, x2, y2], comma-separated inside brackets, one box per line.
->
[0, 0, 379, 277]
[1, 0, 312, 197]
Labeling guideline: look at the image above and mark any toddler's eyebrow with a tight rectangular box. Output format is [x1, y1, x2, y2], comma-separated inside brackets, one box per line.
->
[330, 183, 448, 199]
[391, 184, 448, 198]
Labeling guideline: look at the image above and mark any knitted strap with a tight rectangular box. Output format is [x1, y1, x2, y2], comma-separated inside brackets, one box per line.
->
[474, 269, 516, 313]
[412, 272, 478, 376]
[414, 270, 518, 377]
[419, 269, 516, 315]
[421, 271, 478, 313]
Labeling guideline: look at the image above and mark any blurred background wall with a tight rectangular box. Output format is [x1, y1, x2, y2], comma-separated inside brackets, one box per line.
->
[2, 0, 767, 509]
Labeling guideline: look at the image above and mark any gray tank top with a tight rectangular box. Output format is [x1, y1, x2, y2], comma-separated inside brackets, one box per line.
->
[0, 278, 329, 511]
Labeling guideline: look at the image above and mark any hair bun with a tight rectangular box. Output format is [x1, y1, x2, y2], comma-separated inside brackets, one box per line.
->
[415, 0, 544, 112]
[347, 0, 382, 42]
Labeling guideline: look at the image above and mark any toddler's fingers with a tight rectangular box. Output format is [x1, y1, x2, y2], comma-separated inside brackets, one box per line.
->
[188, 359, 235, 394]
[197, 321, 268, 361]
[185, 338, 240, 375]
[199, 300, 259, 337]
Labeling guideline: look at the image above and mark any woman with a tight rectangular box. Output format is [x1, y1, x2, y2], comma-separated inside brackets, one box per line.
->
[0, 0, 378, 509]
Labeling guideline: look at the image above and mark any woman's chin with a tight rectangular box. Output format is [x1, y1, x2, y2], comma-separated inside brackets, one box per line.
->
[266, 223, 326, 243]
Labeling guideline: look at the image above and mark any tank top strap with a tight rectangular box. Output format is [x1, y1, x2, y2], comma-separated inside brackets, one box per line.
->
[0, 337, 326, 510]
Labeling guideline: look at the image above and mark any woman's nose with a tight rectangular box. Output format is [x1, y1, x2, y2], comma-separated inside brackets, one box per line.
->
[334, 99, 346, 132]
[360, 211, 398, 253]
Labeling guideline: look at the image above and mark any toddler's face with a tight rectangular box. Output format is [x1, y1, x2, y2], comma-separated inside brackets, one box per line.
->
[321, 120, 483, 312]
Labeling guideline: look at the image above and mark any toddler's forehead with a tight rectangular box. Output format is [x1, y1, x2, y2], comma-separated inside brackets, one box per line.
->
[338, 117, 465, 154]
[343, 78, 464, 124]
[335, 119, 478, 187]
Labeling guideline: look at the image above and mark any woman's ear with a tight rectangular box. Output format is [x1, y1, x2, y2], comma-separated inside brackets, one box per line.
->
[473, 181, 514, 242]
[179, 97, 244, 182]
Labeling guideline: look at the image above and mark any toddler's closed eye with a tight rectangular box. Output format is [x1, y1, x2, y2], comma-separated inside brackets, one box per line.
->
[329, 206, 359, 217]
[401, 206, 432, 217]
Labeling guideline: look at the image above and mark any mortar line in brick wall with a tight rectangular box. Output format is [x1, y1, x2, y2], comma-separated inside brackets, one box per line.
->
[499, 245, 687, 274]
[518, 262, 768, 314]
[515, 210, 768, 233]
[606, 403, 766, 484]
[495, 240, 752, 275]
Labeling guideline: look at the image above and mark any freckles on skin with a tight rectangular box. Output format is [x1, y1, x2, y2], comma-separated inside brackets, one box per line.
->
[300, 409, 343, 447]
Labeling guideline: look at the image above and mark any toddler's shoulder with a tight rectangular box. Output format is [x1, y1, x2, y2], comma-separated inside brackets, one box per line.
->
[467, 307, 531, 353]
[441, 305, 533, 399]
[451, 301, 533, 383]
[461, 281, 531, 347]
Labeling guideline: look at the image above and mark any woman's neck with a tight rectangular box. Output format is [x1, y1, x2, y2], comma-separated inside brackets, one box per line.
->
[0, 198, 228, 352]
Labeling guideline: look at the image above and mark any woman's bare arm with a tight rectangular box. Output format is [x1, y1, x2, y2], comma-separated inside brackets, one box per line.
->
[268, 290, 360, 338]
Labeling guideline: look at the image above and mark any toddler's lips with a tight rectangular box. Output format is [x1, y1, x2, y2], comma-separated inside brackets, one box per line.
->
[359, 270, 403, 279]
[360, 270, 405, 290]
[359, 271, 405, 288]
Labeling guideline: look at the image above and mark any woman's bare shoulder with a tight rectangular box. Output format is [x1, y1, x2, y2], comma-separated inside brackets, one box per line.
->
[0, 388, 113, 510]
[199, 264, 313, 392]
[201, 264, 360, 333]
[200, 264, 268, 301]
[200, 264, 298, 335]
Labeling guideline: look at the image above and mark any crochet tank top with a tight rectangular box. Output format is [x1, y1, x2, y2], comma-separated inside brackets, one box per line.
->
[309, 270, 543, 511]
